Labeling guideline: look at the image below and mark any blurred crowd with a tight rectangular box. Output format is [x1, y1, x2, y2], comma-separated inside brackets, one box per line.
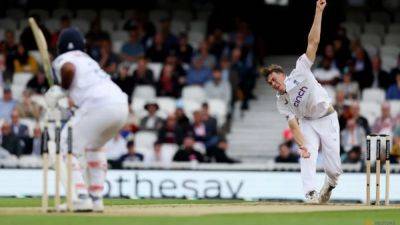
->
[0, 9, 264, 167]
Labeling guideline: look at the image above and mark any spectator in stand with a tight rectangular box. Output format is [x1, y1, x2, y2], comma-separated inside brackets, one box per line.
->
[390, 54, 400, 79]
[208, 28, 227, 61]
[390, 126, 400, 163]
[0, 87, 17, 120]
[313, 57, 340, 86]
[20, 15, 51, 51]
[10, 109, 29, 139]
[132, 57, 155, 86]
[175, 107, 190, 133]
[98, 39, 119, 75]
[112, 64, 135, 102]
[371, 56, 393, 90]
[201, 103, 218, 135]
[275, 143, 299, 163]
[209, 138, 238, 163]
[340, 118, 366, 153]
[336, 71, 359, 99]
[121, 27, 145, 62]
[176, 33, 193, 64]
[157, 64, 181, 97]
[15, 90, 42, 119]
[187, 56, 212, 85]
[221, 56, 239, 114]
[195, 41, 216, 69]
[386, 72, 400, 100]
[139, 102, 164, 131]
[158, 17, 178, 50]
[173, 136, 204, 162]
[338, 101, 352, 130]
[13, 44, 38, 74]
[105, 133, 128, 168]
[118, 141, 144, 165]
[332, 33, 351, 71]
[351, 101, 370, 134]
[0, 30, 18, 82]
[352, 46, 373, 90]
[24, 125, 42, 156]
[26, 67, 50, 94]
[204, 67, 232, 105]
[333, 90, 346, 116]
[342, 146, 362, 163]
[165, 54, 186, 81]
[85, 19, 110, 58]
[321, 44, 336, 66]
[192, 110, 219, 153]
[157, 114, 185, 145]
[50, 15, 71, 50]
[372, 102, 395, 135]
[146, 32, 168, 63]
[0, 122, 22, 156]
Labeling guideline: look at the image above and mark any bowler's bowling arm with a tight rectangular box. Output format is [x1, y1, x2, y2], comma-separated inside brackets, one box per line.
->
[288, 118, 306, 148]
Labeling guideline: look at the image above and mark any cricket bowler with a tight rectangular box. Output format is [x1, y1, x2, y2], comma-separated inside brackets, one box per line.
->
[44, 28, 129, 211]
[263, 0, 342, 203]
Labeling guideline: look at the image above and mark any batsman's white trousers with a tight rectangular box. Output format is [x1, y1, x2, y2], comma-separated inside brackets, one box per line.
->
[61, 103, 129, 154]
[299, 111, 342, 195]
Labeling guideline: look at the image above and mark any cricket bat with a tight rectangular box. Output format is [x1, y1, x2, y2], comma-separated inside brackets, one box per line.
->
[28, 17, 54, 87]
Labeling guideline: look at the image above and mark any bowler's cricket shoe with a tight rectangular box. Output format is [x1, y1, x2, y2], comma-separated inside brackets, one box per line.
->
[305, 190, 319, 204]
[91, 195, 104, 212]
[319, 182, 335, 204]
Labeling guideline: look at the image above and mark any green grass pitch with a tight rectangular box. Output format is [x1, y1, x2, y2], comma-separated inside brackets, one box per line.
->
[0, 198, 398, 225]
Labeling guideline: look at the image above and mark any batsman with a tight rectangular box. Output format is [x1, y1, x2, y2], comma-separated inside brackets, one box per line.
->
[263, 0, 342, 203]
[43, 28, 129, 211]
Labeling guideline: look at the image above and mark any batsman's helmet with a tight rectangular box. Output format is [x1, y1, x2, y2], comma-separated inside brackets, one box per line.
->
[57, 27, 85, 55]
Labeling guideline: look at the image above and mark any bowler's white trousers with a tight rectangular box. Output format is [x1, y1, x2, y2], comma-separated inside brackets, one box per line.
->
[299, 111, 342, 195]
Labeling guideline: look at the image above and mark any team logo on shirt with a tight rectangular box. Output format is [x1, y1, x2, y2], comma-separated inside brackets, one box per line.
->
[293, 86, 308, 107]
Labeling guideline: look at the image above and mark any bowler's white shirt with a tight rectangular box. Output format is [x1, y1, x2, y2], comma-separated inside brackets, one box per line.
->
[276, 54, 331, 120]
[53, 50, 127, 108]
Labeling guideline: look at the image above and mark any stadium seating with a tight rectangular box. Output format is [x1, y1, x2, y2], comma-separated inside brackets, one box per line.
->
[208, 99, 228, 127]
[71, 19, 90, 33]
[381, 55, 398, 72]
[369, 11, 391, 25]
[388, 23, 400, 34]
[132, 85, 156, 100]
[5, 9, 25, 20]
[100, 9, 121, 21]
[12, 73, 33, 87]
[76, 9, 97, 21]
[134, 131, 158, 154]
[148, 63, 163, 81]
[28, 9, 50, 19]
[361, 33, 382, 47]
[362, 88, 386, 103]
[182, 85, 207, 103]
[380, 45, 400, 58]
[0, 18, 18, 31]
[111, 30, 129, 42]
[156, 97, 176, 118]
[160, 144, 179, 163]
[364, 22, 385, 37]
[52, 9, 74, 19]
[341, 22, 361, 40]
[44, 19, 60, 33]
[384, 34, 400, 46]
[18, 155, 42, 168]
[388, 100, 400, 116]
[181, 99, 201, 120]
[359, 101, 381, 125]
